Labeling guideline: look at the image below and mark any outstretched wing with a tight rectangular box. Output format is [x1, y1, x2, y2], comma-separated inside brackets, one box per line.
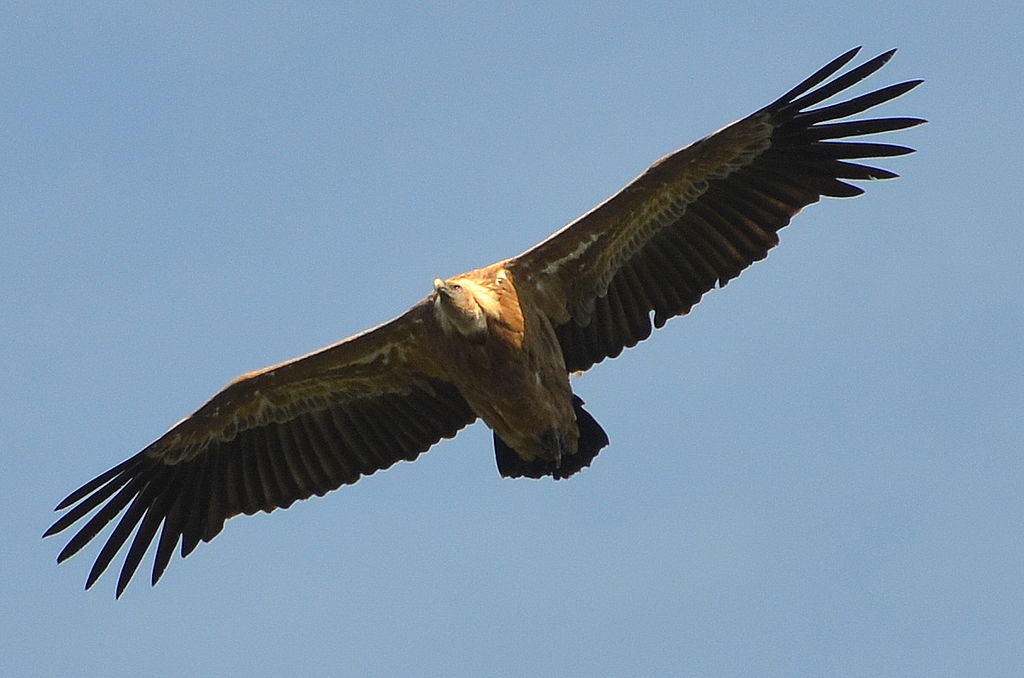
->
[45, 300, 476, 596]
[508, 48, 925, 372]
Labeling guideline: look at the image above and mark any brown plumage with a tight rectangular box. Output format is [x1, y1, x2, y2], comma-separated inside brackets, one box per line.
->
[46, 47, 924, 596]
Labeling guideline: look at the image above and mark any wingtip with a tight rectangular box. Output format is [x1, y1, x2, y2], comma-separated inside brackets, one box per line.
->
[833, 46, 863, 71]
[151, 558, 169, 588]
[765, 46, 870, 111]
[863, 48, 898, 73]
[877, 47, 898, 61]
[889, 116, 929, 130]
[888, 80, 926, 100]
[56, 542, 77, 564]
[85, 564, 104, 591]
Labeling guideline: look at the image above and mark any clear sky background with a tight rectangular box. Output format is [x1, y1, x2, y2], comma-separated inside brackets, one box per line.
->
[3, 3, 1021, 677]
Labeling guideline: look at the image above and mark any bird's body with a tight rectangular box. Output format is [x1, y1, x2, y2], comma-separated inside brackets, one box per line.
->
[46, 47, 925, 596]
[432, 266, 579, 466]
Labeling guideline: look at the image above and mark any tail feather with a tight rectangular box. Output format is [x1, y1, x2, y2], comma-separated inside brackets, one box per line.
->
[494, 394, 609, 479]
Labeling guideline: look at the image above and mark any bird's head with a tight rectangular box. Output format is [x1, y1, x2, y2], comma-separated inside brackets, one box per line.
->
[432, 277, 489, 339]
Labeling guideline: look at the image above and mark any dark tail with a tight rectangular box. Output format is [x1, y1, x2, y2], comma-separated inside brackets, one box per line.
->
[494, 394, 609, 480]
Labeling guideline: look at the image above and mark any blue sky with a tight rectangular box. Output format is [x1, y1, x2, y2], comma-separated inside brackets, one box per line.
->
[3, 3, 1021, 677]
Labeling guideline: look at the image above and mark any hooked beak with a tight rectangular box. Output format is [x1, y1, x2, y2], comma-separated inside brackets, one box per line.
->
[433, 278, 449, 297]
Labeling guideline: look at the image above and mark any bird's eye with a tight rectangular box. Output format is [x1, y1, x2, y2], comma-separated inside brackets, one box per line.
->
[450, 284, 462, 291]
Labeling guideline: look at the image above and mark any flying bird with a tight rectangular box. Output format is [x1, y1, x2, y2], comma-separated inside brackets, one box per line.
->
[47, 47, 924, 596]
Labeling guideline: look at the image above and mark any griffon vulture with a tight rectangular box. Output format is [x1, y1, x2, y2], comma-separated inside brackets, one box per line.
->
[46, 47, 924, 596]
